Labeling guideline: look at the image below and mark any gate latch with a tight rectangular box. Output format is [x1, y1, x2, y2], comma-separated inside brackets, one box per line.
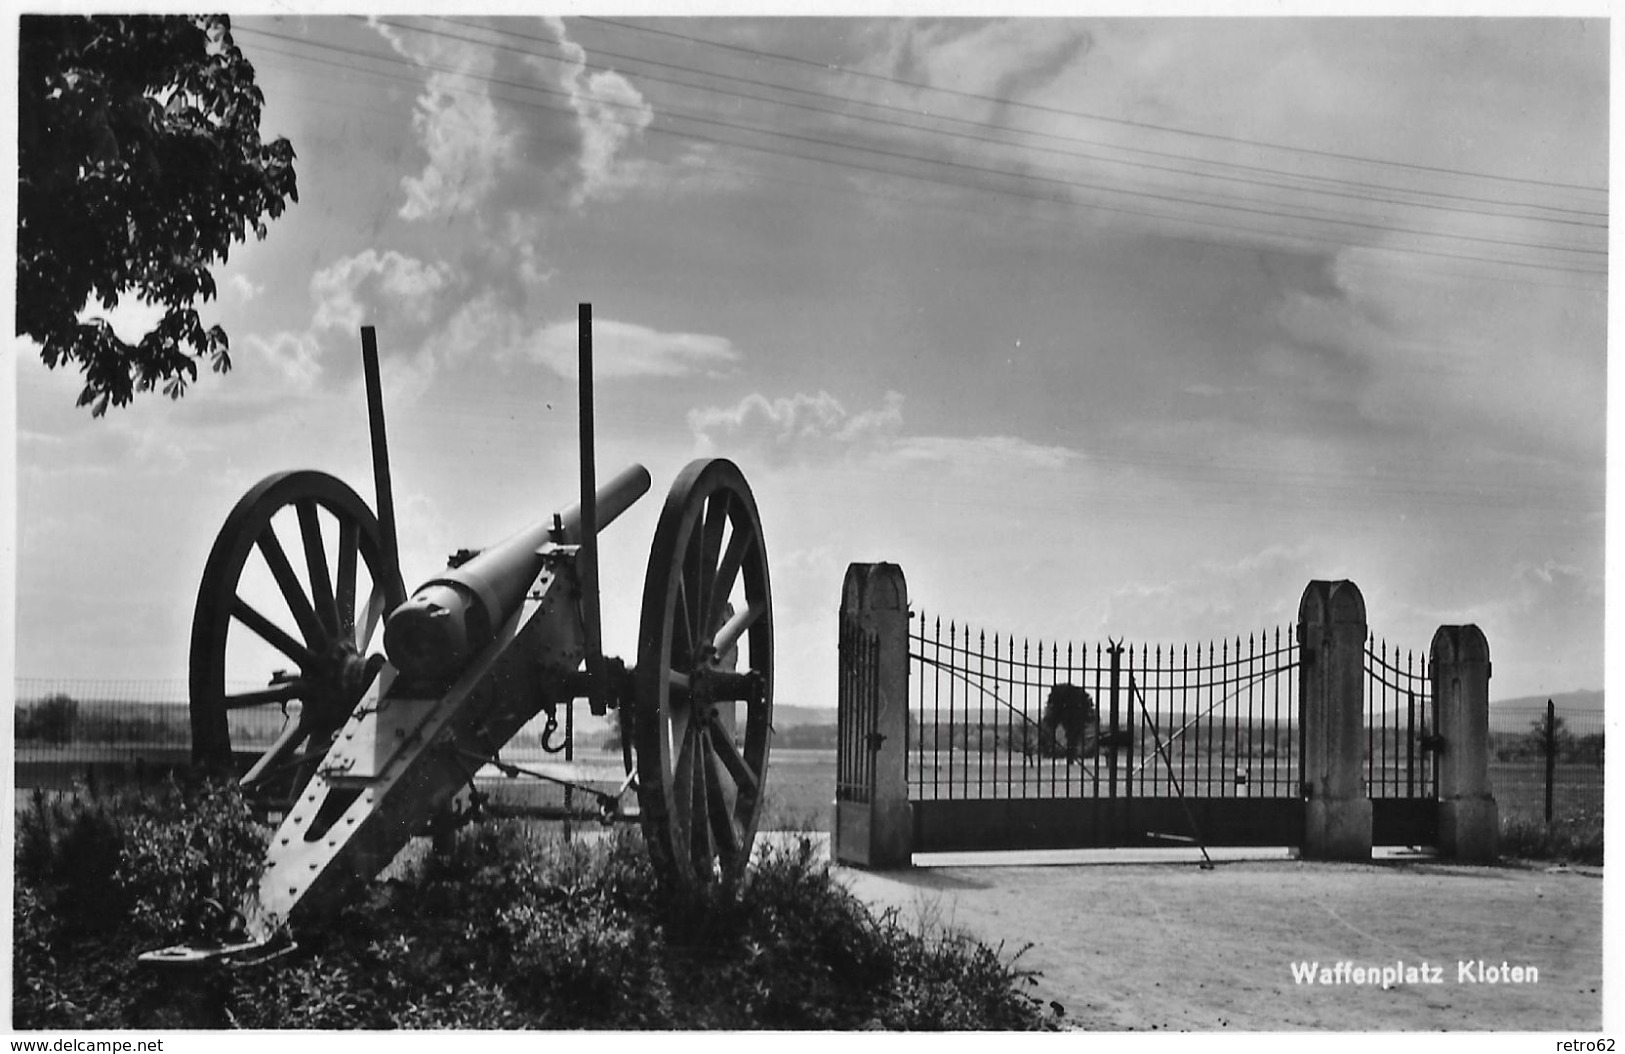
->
[865, 732, 887, 752]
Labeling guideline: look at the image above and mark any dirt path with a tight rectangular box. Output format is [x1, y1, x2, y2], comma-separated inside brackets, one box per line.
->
[834, 852, 1603, 1031]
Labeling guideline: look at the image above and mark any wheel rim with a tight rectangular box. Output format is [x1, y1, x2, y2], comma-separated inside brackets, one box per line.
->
[190, 470, 405, 806]
[635, 459, 773, 888]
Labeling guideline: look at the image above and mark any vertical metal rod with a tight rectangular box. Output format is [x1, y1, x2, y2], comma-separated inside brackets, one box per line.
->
[1406, 690, 1417, 799]
[1180, 644, 1189, 798]
[563, 698, 574, 841]
[1272, 629, 1281, 795]
[1107, 641, 1121, 802]
[577, 304, 603, 713]
[1130, 674, 1213, 869]
[977, 631, 985, 796]
[1217, 639, 1228, 798]
[1545, 698, 1556, 824]
[360, 326, 399, 581]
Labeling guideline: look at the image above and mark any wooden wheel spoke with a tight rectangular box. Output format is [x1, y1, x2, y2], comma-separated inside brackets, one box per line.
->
[239, 717, 311, 788]
[672, 575, 695, 667]
[231, 596, 316, 668]
[666, 685, 693, 760]
[685, 723, 714, 870]
[355, 583, 386, 652]
[707, 713, 760, 798]
[296, 500, 339, 639]
[712, 600, 766, 664]
[256, 525, 327, 649]
[223, 683, 303, 710]
[697, 491, 731, 633]
[682, 527, 705, 651]
[336, 518, 359, 636]
[192, 469, 399, 799]
[636, 460, 773, 890]
[703, 735, 742, 860]
[706, 527, 753, 644]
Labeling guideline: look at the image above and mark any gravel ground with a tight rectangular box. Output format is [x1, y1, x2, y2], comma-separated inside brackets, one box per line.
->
[832, 849, 1604, 1032]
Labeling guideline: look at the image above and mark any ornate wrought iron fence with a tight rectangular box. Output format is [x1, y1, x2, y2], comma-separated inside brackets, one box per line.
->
[906, 615, 1300, 803]
[1363, 635, 1436, 800]
[835, 618, 880, 806]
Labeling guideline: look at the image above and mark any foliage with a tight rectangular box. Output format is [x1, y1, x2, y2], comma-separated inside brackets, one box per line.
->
[15, 694, 80, 744]
[1500, 810, 1604, 866]
[14, 781, 268, 1028]
[1491, 721, 1603, 765]
[17, 14, 297, 415]
[16, 798, 1061, 1030]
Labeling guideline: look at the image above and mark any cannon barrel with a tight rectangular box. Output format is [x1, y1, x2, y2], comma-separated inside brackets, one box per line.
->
[384, 463, 652, 679]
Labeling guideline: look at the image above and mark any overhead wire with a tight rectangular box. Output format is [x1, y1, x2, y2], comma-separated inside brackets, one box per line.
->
[235, 22, 1606, 278]
[414, 14, 1605, 226]
[581, 15, 1609, 196]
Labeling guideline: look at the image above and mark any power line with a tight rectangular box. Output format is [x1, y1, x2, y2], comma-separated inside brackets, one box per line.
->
[244, 22, 1601, 270]
[234, 25, 1606, 279]
[581, 15, 1608, 196]
[244, 39, 1602, 296]
[414, 14, 1605, 227]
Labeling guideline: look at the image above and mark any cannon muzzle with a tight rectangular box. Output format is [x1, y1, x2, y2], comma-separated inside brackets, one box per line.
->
[384, 463, 651, 679]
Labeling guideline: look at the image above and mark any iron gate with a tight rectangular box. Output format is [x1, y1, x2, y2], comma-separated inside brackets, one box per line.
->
[904, 614, 1438, 852]
[836, 617, 881, 809]
[1365, 635, 1438, 845]
[907, 614, 1304, 851]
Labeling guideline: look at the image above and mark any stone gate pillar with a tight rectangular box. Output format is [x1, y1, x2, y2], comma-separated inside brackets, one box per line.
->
[834, 563, 912, 868]
[1297, 580, 1373, 861]
[1431, 626, 1498, 861]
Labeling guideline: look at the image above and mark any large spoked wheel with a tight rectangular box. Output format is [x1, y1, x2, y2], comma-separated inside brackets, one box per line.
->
[635, 459, 773, 889]
[190, 470, 405, 808]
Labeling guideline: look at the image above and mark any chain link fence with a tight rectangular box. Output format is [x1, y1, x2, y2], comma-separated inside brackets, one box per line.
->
[1490, 703, 1605, 824]
[11, 680, 622, 822]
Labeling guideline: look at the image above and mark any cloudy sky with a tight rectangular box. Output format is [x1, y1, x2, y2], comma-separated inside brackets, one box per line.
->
[10, 14, 1609, 709]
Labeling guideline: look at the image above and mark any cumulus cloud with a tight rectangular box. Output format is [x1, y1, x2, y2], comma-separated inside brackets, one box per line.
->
[400, 78, 517, 220]
[901, 20, 1092, 103]
[526, 318, 739, 379]
[226, 273, 262, 302]
[883, 433, 1075, 472]
[311, 250, 456, 333]
[686, 389, 1096, 474]
[544, 17, 654, 205]
[242, 330, 325, 390]
[372, 19, 518, 221]
[690, 391, 904, 463]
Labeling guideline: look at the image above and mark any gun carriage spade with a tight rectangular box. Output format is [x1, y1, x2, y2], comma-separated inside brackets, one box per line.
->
[143, 307, 774, 967]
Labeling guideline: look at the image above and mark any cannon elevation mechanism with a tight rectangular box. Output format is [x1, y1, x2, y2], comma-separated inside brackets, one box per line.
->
[143, 309, 773, 968]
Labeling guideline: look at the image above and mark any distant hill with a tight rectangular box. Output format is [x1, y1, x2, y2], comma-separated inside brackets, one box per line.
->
[1490, 690, 1602, 733]
[773, 704, 837, 728]
[1494, 689, 1602, 711]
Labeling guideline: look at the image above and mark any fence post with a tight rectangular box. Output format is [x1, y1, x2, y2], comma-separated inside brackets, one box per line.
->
[1544, 699, 1555, 825]
[1430, 626, 1498, 861]
[1297, 580, 1372, 860]
[835, 563, 912, 868]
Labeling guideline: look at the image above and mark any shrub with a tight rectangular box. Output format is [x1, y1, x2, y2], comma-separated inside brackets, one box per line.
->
[17, 805, 1061, 1030]
[1500, 811, 1603, 866]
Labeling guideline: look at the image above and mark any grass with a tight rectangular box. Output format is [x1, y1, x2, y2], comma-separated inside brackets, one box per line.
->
[1498, 814, 1604, 866]
[13, 780, 1063, 1031]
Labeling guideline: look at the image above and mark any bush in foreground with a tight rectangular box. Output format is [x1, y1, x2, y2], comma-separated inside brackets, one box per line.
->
[1499, 810, 1603, 866]
[15, 785, 1061, 1030]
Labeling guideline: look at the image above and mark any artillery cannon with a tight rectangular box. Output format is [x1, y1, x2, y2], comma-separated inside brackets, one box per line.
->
[144, 307, 773, 967]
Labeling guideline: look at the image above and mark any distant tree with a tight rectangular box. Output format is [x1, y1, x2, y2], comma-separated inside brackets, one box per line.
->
[1525, 713, 1575, 761]
[18, 694, 80, 745]
[17, 14, 297, 415]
